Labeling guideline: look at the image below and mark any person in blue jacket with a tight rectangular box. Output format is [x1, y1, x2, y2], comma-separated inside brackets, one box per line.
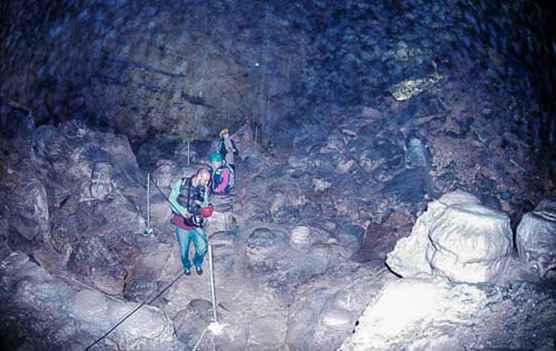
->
[169, 167, 211, 275]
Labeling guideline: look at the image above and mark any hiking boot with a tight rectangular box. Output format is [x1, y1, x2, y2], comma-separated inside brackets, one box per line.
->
[184, 267, 191, 276]
[195, 266, 203, 275]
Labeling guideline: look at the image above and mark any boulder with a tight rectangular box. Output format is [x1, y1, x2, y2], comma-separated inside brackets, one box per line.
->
[123, 243, 175, 301]
[89, 162, 114, 200]
[67, 236, 127, 295]
[340, 278, 556, 351]
[149, 192, 172, 228]
[386, 190, 513, 283]
[354, 222, 407, 262]
[339, 278, 487, 351]
[4, 173, 50, 242]
[0, 251, 179, 351]
[389, 73, 443, 101]
[209, 230, 237, 273]
[313, 177, 332, 192]
[516, 198, 556, 280]
[206, 195, 236, 234]
[246, 227, 289, 270]
[289, 226, 312, 250]
[287, 265, 392, 351]
[267, 181, 308, 223]
[173, 299, 212, 348]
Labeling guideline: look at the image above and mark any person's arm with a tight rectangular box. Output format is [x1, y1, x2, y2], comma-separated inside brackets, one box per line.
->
[168, 180, 190, 217]
[202, 185, 209, 207]
[223, 135, 235, 153]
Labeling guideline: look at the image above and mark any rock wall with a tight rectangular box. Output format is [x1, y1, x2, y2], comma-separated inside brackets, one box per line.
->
[0, 0, 308, 143]
[1, 0, 555, 150]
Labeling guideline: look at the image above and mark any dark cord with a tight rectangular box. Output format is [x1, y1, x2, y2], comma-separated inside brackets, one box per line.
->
[84, 270, 185, 350]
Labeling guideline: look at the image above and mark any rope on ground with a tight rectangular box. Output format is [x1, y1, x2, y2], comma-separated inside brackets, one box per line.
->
[192, 325, 210, 351]
[83, 270, 185, 350]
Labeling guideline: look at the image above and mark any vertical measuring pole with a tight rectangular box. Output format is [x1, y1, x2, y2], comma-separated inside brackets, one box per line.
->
[146, 173, 150, 228]
[208, 244, 218, 323]
[187, 140, 191, 165]
[144, 173, 153, 236]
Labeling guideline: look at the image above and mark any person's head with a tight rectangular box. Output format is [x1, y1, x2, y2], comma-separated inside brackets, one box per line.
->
[194, 167, 210, 186]
[219, 128, 229, 139]
[208, 151, 223, 169]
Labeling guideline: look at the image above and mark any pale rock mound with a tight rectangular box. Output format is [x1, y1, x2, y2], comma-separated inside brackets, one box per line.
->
[338, 277, 556, 351]
[516, 198, 556, 280]
[386, 190, 513, 283]
[339, 278, 486, 351]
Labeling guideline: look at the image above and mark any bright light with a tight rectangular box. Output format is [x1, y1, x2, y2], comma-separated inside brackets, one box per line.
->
[208, 322, 226, 335]
[344, 279, 485, 349]
[369, 280, 441, 336]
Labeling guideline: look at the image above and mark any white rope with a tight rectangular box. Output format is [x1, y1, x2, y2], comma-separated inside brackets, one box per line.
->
[192, 326, 210, 351]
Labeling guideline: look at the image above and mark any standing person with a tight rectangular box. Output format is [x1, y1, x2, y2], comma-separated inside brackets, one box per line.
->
[218, 128, 238, 170]
[169, 167, 213, 275]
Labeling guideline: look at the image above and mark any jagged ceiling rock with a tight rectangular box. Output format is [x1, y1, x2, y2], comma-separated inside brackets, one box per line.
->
[2, 0, 555, 149]
[0, 1, 308, 143]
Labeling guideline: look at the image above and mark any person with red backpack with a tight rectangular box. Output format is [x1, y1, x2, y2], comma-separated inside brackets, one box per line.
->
[169, 167, 214, 275]
[208, 151, 235, 195]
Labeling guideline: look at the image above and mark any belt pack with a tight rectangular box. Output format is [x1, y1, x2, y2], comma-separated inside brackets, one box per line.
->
[171, 213, 196, 230]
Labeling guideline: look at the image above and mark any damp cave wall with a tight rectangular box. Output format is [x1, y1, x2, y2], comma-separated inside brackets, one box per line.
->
[0, 0, 555, 181]
[1, 0, 555, 145]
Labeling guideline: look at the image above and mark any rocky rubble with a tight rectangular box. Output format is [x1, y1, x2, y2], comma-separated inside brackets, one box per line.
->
[0, 102, 555, 351]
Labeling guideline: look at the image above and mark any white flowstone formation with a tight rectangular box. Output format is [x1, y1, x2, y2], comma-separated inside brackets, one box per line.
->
[386, 190, 513, 283]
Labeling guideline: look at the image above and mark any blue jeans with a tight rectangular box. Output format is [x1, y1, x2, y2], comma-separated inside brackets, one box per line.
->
[176, 227, 208, 269]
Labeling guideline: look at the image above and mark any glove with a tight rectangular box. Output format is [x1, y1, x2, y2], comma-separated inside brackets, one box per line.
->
[200, 204, 214, 218]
